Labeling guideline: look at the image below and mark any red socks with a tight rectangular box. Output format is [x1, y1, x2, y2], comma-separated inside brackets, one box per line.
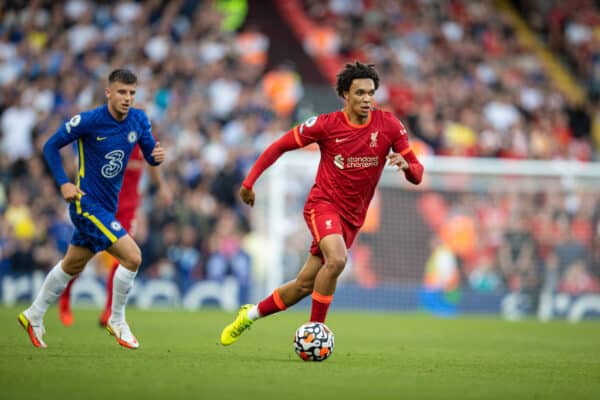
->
[104, 259, 119, 311]
[59, 278, 74, 311]
[256, 289, 333, 322]
[310, 291, 333, 323]
[257, 289, 287, 317]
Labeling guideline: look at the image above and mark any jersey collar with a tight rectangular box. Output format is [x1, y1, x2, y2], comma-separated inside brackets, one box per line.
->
[342, 109, 372, 128]
[104, 104, 130, 123]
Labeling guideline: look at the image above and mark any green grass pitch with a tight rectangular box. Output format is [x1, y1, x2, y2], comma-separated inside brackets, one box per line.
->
[1, 305, 599, 400]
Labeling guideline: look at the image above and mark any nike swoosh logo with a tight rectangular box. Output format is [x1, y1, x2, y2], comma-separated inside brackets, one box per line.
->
[96, 136, 107, 141]
[335, 138, 346, 143]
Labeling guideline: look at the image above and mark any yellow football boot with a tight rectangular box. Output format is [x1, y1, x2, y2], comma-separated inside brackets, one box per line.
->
[220, 304, 254, 346]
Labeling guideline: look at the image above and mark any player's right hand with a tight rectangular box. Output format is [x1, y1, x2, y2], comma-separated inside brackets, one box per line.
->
[239, 186, 255, 207]
[151, 141, 165, 164]
[60, 182, 85, 202]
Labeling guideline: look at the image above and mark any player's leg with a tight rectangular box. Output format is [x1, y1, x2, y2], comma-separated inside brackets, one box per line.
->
[223, 204, 342, 346]
[18, 245, 94, 348]
[103, 234, 142, 349]
[260, 254, 324, 315]
[98, 257, 119, 327]
[303, 204, 351, 323]
[310, 234, 348, 322]
[58, 244, 93, 326]
[220, 253, 323, 346]
[101, 208, 134, 326]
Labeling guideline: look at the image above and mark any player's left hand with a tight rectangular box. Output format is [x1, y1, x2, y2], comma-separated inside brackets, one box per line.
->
[151, 142, 165, 164]
[239, 186, 255, 207]
[387, 153, 408, 171]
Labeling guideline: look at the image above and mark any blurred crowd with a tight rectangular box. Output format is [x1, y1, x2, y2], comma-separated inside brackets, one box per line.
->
[516, 0, 600, 102]
[421, 189, 600, 305]
[0, 0, 279, 300]
[1, 0, 600, 304]
[300, 0, 599, 160]
[295, 0, 600, 303]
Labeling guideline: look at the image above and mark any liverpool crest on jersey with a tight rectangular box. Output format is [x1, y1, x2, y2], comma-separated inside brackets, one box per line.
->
[370, 131, 378, 147]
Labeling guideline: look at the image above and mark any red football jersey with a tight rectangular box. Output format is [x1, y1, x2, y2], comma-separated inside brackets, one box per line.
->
[294, 109, 412, 227]
[117, 143, 143, 212]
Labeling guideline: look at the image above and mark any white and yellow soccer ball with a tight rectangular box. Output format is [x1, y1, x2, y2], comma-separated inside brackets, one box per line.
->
[293, 322, 334, 362]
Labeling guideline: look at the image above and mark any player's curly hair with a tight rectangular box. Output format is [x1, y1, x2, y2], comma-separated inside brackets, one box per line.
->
[335, 61, 379, 98]
[108, 69, 137, 85]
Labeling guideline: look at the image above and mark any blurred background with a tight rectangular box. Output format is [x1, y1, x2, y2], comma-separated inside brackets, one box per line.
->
[1, 0, 599, 321]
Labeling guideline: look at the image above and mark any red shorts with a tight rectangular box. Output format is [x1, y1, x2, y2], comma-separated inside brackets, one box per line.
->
[303, 202, 360, 257]
[115, 206, 136, 233]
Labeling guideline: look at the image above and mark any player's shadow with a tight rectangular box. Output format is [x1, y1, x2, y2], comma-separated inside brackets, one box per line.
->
[217, 343, 328, 363]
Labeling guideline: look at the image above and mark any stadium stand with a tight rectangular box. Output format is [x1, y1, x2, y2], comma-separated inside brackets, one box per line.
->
[1, 0, 599, 318]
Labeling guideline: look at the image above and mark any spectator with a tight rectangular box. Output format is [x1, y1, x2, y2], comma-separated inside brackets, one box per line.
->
[205, 210, 251, 304]
[559, 260, 600, 294]
[1, 95, 36, 161]
[261, 62, 304, 118]
[469, 252, 502, 293]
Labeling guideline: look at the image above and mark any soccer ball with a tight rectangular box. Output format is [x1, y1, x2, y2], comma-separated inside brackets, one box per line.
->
[293, 322, 334, 361]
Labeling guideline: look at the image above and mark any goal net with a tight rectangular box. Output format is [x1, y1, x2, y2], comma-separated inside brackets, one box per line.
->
[250, 151, 600, 320]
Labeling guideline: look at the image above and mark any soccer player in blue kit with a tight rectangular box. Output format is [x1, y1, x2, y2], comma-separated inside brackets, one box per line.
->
[18, 69, 165, 349]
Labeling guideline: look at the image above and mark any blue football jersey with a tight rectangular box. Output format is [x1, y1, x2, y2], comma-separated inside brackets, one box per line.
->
[43, 104, 159, 213]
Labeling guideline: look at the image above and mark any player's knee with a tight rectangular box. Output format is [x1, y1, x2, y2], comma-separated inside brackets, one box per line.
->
[325, 255, 347, 276]
[130, 251, 142, 269]
[121, 248, 142, 270]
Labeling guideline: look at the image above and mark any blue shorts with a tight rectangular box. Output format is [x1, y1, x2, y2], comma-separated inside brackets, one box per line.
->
[69, 201, 127, 253]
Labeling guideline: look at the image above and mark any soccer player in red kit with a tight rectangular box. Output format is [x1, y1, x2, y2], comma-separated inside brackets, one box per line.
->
[220, 61, 423, 345]
[58, 144, 171, 327]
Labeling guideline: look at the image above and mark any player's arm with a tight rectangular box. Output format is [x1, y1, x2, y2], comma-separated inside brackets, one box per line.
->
[137, 115, 163, 166]
[241, 115, 326, 206]
[43, 114, 87, 202]
[389, 118, 424, 185]
[240, 128, 304, 206]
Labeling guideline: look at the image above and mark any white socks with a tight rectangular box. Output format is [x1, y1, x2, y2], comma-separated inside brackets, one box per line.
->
[110, 265, 137, 324]
[247, 305, 260, 321]
[26, 261, 72, 322]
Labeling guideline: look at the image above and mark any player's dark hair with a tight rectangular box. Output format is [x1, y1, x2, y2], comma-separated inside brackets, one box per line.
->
[335, 61, 379, 98]
[108, 69, 137, 85]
